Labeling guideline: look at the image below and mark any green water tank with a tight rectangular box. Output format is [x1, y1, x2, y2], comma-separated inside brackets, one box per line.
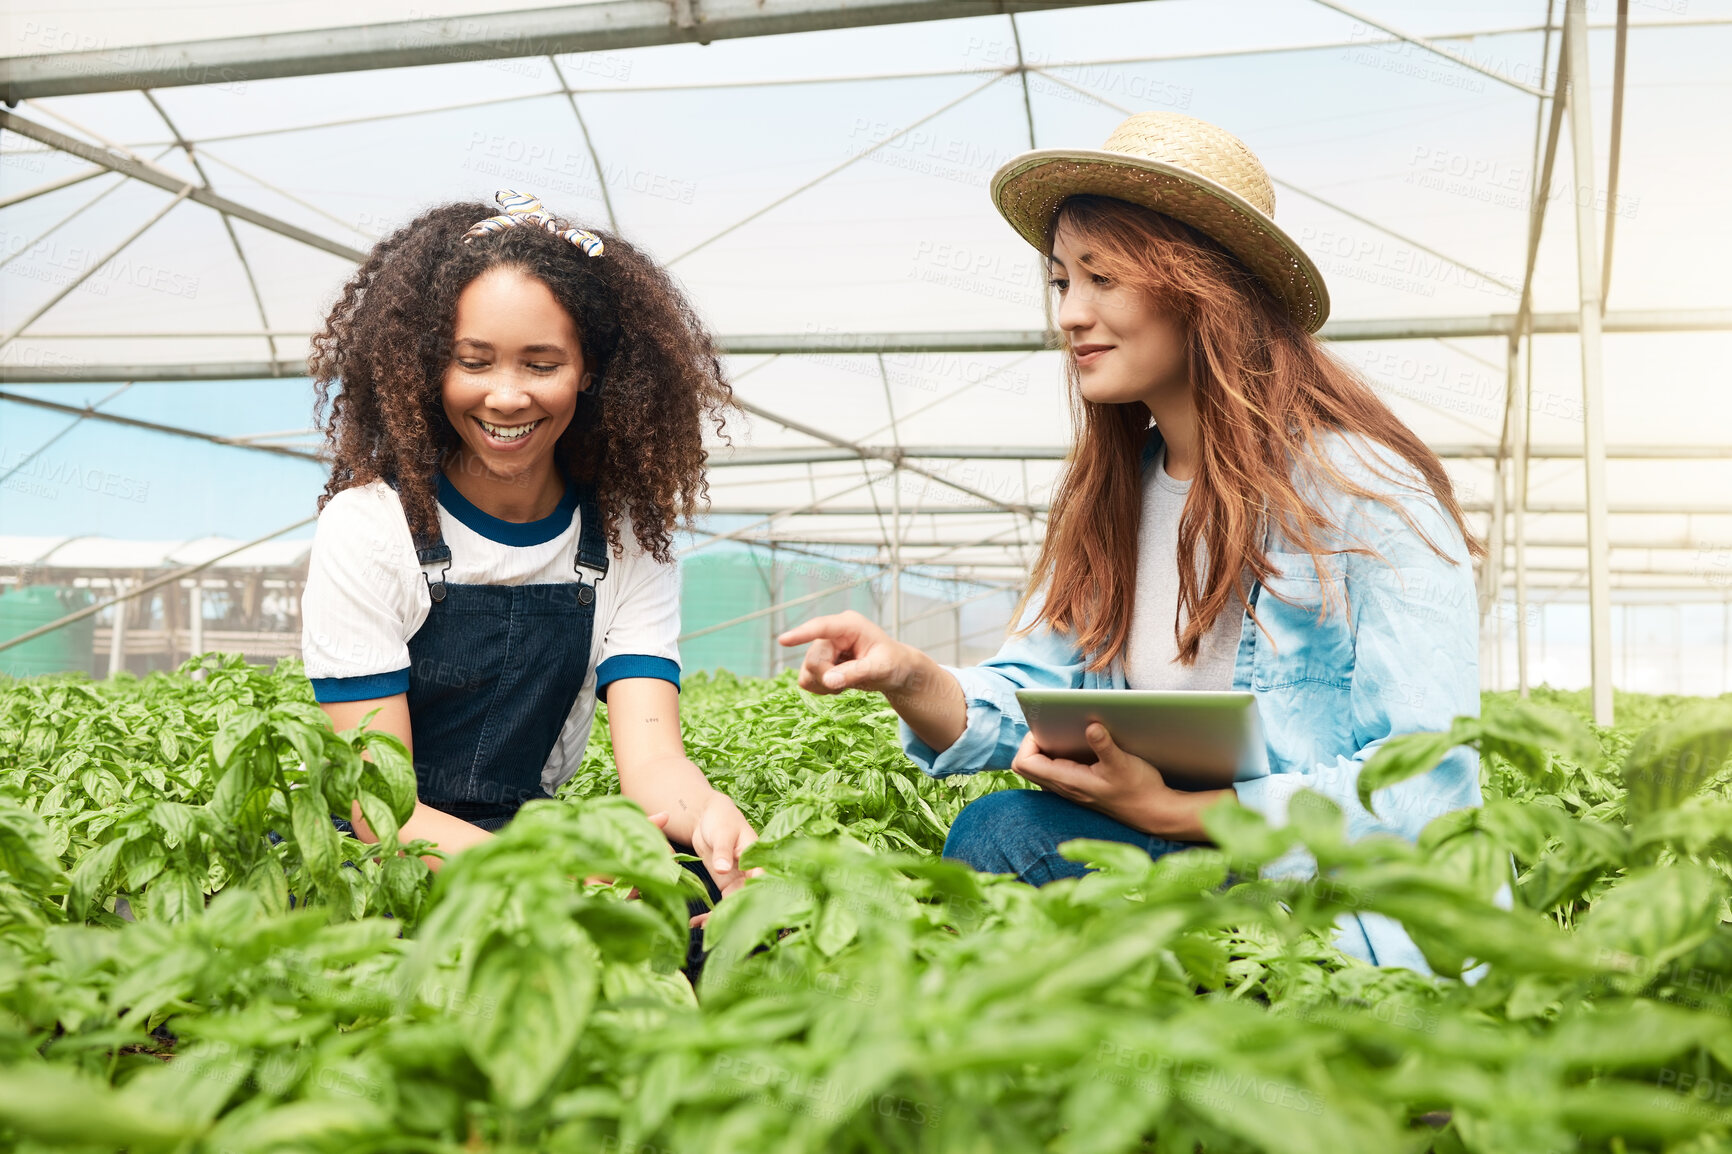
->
[0, 586, 96, 678]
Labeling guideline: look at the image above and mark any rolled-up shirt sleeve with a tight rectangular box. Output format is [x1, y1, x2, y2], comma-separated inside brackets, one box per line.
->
[900, 594, 1090, 778]
[593, 552, 681, 702]
[300, 488, 423, 703]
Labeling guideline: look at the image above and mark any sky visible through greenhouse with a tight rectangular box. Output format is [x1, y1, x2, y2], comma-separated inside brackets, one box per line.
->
[2, 0, 1731, 695]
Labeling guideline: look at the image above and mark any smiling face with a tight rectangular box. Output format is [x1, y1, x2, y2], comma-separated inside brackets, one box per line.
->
[441, 265, 587, 510]
[1049, 222, 1191, 411]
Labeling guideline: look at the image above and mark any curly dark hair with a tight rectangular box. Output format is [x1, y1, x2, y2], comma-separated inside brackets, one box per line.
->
[309, 200, 731, 562]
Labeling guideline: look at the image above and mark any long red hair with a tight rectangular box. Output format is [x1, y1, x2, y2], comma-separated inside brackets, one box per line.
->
[1022, 195, 1480, 670]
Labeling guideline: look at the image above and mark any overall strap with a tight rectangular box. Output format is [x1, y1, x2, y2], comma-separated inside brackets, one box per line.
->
[385, 475, 455, 603]
[572, 483, 609, 606]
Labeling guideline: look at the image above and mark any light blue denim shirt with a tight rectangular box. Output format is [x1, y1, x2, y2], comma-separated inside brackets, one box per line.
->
[901, 428, 1482, 972]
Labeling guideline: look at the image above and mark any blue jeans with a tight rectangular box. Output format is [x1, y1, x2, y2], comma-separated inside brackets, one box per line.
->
[942, 788, 1191, 886]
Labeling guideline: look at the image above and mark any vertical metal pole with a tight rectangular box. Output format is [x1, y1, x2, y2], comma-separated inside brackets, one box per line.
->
[767, 543, 781, 676]
[1565, 0, 1614, 725]
[189, 582, 204, 657]
[106, 579, 127, 678]
[953, 600, 963, 666]
[164, 580, 179, 668]
[889, 465, 902, 641]
[1482, 442, 1507, 692]
[189, 582, 205, 680]
[1600, 0, 1629, 304]
[876, 354, 905, 644]
[1510, 336, 1531, 696]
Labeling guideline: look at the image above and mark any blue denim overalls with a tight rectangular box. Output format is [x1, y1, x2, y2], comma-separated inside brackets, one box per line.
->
[405, 483, 609, 832]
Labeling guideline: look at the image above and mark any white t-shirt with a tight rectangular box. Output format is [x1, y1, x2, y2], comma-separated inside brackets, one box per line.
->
[300, 476, 681, 794]
[1124, 446, 1241, 692]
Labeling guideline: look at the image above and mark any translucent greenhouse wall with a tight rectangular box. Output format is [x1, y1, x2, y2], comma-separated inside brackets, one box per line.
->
[677, 550, 1018, 678]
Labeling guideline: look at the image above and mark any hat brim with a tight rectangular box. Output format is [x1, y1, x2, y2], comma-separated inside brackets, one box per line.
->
[990, 149, 1330, 333]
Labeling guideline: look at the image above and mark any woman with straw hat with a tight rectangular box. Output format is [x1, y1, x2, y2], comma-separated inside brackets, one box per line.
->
[780, 112, 1483, 970]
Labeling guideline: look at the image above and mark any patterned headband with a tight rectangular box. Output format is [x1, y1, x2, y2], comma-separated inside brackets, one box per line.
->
[462, 189, 604, 257]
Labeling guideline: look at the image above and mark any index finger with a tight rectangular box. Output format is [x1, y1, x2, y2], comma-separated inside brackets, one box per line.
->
[777, 613, 853, 648]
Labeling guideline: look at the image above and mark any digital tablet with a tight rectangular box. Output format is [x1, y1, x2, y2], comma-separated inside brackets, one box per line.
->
[1014, 689, 1269, 791]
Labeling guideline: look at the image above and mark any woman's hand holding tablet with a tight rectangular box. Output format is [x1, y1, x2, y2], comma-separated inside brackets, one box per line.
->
[1010, 723, 1227, 842]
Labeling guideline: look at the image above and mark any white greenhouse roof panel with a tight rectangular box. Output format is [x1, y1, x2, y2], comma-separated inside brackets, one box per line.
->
[1, 0, 1732, 700]
[0, 0, 1148, 99]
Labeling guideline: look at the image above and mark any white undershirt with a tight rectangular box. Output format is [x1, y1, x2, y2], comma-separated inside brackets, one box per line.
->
[299, 479, 681, 794]
[1123, 446, 1242, 692]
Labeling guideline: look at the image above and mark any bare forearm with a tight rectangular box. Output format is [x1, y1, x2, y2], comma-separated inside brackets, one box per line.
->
[885, 648, 968, 755]
[350, 798, 491, 869]
[616, 752, 718, 847]
[319, 698, 492, 868]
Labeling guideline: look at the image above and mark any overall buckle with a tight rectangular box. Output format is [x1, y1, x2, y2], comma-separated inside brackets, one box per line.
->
[418, 543, 453, 603]
[573, 556, 605, 606]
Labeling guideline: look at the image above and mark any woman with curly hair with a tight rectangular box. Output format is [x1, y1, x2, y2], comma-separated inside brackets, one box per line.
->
[301, 191, 757, 895]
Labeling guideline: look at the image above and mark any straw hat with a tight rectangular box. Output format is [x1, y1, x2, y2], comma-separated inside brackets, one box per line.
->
[990, 111, 1330, 332]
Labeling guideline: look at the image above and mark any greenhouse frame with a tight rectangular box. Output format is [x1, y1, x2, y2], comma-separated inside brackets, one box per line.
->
[4, 0, 1732, 718]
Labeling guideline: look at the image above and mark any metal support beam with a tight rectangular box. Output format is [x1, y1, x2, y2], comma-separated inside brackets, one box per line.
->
[1030, 63, 1524, 300]
[1308, 0, 1549, 96]
[0, 164, 107, 210]
[678, 519, 1033, 643]
[723, 532, 1732, 553]
[1322, 309, 1732, 340]
[106, 579, 128, 677]
[668, 70, 1004, 265]
[730, 331, 1054, 353]
[679, 474, 879, 556]
[188, 582, 204, 658]
[1492, 503, 1732, 516]
[704, 504, 1039, 516]
[1482, 384, 1509, 660]
[0, 0, 1149, 100]
[549, 55, 619, 233]
[881, 354, 906, 640]
[0, 389, 322, 461]
[1511, 0, 1557, 700]
[0, 381, 131, 489]
[143, 91, 282, 372]
[1511, 338, 1532, 697]
[707, 442, 1732, 467]
[1565, 0, 1615, 725]
[1009, 13, 1037, 148]
[0, 111, 368, 263]
[1602, 0, 1630, 303]
[0, 170, 133, 275]
[10, 310, 1732, 382]
[733, 396, 1038, 517]
[0, 186, 194, 351]
[713, 309, 1732, 348]
[704, 500, 1732, 517]
[0, 515, 318, 655]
